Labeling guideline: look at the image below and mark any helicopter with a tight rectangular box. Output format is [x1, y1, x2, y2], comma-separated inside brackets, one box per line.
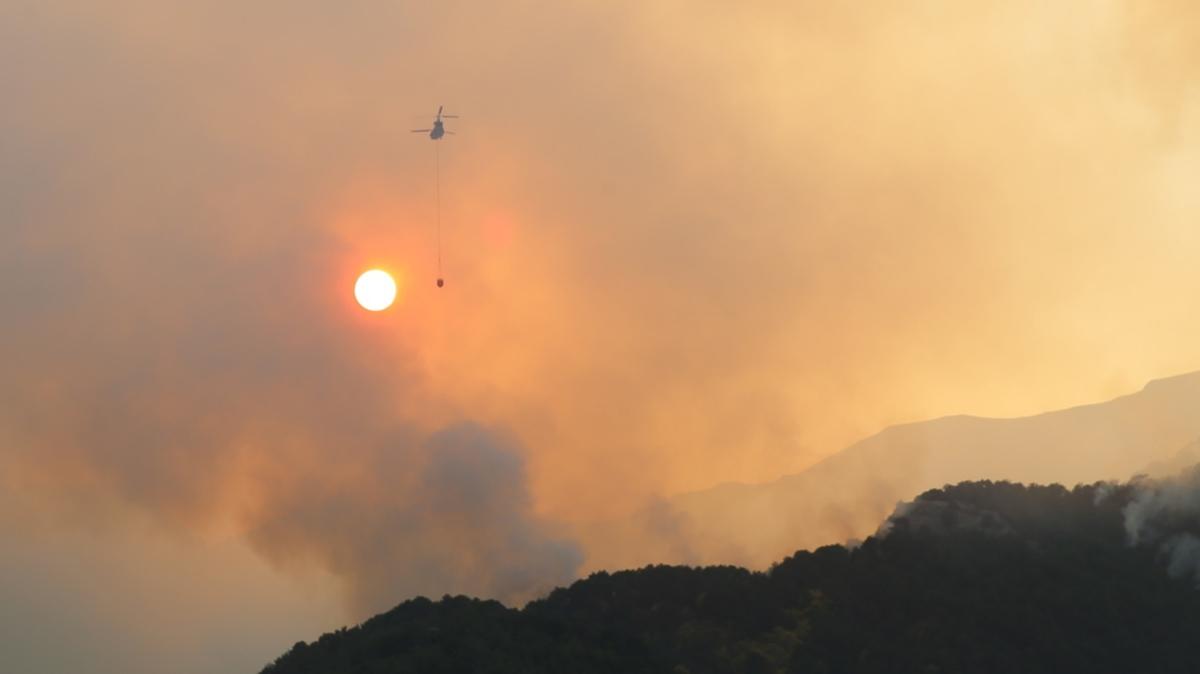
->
[410, 105, 458, 140]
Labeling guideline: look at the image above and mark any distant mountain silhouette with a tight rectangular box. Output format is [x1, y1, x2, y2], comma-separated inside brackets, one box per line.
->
[262, 473, 1200, 674]
[588, 371, 1200, 569]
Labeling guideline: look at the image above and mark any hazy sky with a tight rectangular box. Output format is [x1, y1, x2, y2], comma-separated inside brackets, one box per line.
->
[3, 1, 1200, 671]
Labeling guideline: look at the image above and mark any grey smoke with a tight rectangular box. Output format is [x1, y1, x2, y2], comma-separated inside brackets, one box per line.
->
[246, 422, 582, 615]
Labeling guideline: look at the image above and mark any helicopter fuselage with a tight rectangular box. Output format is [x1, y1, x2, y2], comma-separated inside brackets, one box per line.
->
[430, 121, 445, 140]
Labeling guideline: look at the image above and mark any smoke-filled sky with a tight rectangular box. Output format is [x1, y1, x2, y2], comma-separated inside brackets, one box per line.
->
[3, 1, 1200, 671]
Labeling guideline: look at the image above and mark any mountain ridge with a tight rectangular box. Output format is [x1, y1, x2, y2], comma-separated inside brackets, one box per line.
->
[684, 370, 1200, 498]
[583, 371, 1200, 571]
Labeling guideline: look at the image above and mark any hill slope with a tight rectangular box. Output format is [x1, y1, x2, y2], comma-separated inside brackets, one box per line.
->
[262, 470, 1200, 674]
[619, 371, 1200, 568]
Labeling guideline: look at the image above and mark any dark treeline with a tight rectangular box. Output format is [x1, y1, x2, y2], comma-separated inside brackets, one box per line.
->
[262, 478, 1200, 674]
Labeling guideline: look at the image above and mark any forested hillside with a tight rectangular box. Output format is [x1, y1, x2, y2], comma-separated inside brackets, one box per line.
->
[262, 475, 1200, 674]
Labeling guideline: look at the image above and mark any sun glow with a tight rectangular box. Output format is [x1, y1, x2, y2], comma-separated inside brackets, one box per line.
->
[354, 269, 397, 311]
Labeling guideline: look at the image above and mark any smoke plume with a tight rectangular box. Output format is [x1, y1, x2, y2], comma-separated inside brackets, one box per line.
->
[5, 1, 1200, 652]
[1122, 468, 1200, 583]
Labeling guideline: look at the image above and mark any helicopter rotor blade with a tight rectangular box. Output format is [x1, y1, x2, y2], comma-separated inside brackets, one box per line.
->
[410, 129, 431, 133]
[441, 114, 459, 118]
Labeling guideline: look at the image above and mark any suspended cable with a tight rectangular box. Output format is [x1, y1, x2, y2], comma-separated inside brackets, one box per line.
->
[436, 139, 443, 288]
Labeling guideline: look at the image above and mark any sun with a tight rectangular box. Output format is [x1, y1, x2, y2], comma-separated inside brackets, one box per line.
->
[354, 269, 397, 311]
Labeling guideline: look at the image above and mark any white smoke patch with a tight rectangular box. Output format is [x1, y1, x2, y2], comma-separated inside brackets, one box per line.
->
[1122, 468, 1200, 543]
[1120, 467, 1200, 582]
[1163, 533, 1200, 583]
